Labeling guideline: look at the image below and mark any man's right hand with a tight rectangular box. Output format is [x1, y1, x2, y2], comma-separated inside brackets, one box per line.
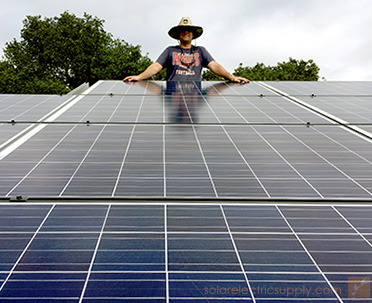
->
[123, 75, 141, 82]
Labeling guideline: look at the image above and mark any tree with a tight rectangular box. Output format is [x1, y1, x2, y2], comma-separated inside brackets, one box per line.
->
[0, 12, 154, 94]
[201, 69, 224, 81]
[233, 58, 320, 81]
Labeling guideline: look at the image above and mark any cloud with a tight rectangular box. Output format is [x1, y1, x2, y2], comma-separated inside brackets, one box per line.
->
[1, 0, 371, 80]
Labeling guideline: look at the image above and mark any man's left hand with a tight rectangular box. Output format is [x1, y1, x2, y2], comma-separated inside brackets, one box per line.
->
[231, 76, 249, 84]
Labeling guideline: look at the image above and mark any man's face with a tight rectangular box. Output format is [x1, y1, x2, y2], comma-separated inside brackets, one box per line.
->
[179, 30, 193, 43]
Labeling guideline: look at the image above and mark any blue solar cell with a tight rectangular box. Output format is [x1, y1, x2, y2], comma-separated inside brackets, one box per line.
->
[169, 251, 239, 265]
[18, 250, 94, 264]
[95, 250, 165, 264]
[244, 264, 320, 273]
[0, 280, 84, 297]
[99, 235, 165, 250]
[169, 280, 253, 298]
[84, 299, 165, 303]
[169, 272, 246, 281]
[169, 264, 242, 272]
[169, 300, 254, 303]
[0, 300, 77, 303]
[90, 272, 165, 280]
[92, 263, 165, 271]
[84, 280, 166, 297]
[0, 234, 32, 250]
[248, 273, 325, 282]
[10, 272, 86, 280]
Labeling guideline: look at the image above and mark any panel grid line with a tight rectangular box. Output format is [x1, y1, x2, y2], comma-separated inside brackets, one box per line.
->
[220, 205, 256, 303]
[78, 204, 111, 303]
[2, 81, 372, 199]
[59, 85, 132, 196]
[198, 93, 270, 197]
[180, 85, 218, 197]
[5, 124, 77, 197]
[215, 85, 324, 198]
[5, 96, 54, 121]
[275, 205, 344, 303]
[332, 206, 372, 249]
[4, 82, 119, 197]
[280, 126, 372, 196]
[163, 93, 167, 197]
[258, 81, 372, 141]
[312, 126, 372, 166]
[111, 82, 149, 196]
[0, 204, 55, 292]
[1, 203, 372, 301]
[164, 204, 169, 303]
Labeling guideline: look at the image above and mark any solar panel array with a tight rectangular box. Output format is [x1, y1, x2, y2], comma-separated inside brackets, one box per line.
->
[0, 80, 372, 302]
[0, 80, 371, 199]
[0, 202, 372, 302]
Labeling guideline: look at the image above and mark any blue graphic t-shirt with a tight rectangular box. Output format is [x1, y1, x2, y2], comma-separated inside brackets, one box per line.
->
[156, 46, 215, 81]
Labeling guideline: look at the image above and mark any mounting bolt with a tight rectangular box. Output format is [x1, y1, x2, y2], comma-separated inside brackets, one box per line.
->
[9, 195, 29, 202]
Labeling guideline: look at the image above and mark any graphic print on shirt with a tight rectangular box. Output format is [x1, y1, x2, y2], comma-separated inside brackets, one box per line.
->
[172, 52, 200, 76]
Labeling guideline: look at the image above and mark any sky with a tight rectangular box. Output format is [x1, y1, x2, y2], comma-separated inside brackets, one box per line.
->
[1, 0, 372, 81]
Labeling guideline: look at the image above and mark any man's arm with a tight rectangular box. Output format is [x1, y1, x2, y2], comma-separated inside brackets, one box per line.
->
[207, 61, 249, 83]
[124, 62, 163, 82]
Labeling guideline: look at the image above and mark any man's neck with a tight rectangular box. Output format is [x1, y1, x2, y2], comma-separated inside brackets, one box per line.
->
[179, 42, 192, 49]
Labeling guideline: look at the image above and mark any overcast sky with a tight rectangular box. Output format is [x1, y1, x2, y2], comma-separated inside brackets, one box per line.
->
[1, 0, 372, 81]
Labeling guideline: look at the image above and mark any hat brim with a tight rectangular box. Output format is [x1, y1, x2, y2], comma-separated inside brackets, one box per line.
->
[168, 25, 203, 40]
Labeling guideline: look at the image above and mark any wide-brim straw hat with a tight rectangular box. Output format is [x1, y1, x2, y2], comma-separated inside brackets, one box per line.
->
[168, 17, 203, 40]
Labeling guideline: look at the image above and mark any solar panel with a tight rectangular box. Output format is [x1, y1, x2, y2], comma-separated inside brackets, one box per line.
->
[1, 80, 372, 302]
[265, 81, 372, 96]
[262, 81, 372, 137]
[0, 80, 371, 199]
[0, 95, 71, 148]
[0, 202, 371, 302]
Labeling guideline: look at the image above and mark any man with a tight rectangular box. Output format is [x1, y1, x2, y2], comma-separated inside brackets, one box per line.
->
[124, 17, 249, 83]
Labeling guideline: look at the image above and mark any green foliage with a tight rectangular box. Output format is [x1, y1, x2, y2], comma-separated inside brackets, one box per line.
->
[233, 58, 320, 81]
[0, 11, 321, 94]
[0, 59, 68, 94]
[202, 69, 224, 81]
[0, 12, 153, 94]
